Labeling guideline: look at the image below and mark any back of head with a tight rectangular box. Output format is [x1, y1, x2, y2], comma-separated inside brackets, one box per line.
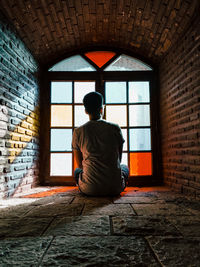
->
[83, 92, 103, 114]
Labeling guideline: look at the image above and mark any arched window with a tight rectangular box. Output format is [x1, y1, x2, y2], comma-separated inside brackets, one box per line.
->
[42, 51, 160, 186]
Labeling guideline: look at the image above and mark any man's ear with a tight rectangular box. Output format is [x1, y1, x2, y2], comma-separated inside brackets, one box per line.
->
[85, 109, 88, 114]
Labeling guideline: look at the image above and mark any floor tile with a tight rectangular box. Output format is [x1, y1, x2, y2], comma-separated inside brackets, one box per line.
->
[132, 203, 192, 216]
[121, 186, 170, 197]
[44, 215, 110, 236]
[41, 236, 160, 266]
[72, 196, 112, 204]
[151, 192, 186, 202]
[112, 216, 180, 236]
[0, 205, 35, 219]
[173, 198, 200, 216]
[0, 237, 52, 266]
[147, 236, 200, 267]
[82, 203, 136, 215]
[113, 196, 158, 204]
[29, 196, 74, 206]
[0, 219, 20, 239]
[167, 216, 200, 237]
[25, 203, 84, 217]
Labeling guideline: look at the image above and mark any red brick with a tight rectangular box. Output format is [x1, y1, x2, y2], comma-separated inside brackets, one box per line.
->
[160, 15, 200, 198]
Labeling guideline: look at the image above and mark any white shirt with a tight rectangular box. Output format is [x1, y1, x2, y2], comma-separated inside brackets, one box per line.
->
[72, 119, 125, 196]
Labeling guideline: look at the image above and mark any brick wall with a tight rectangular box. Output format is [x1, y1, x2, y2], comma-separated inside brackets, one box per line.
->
[159, 15, 200, 198]
[0, 12, 40, 198]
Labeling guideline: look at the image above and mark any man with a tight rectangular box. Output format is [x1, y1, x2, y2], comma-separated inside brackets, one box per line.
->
[72, 91, 129, 196]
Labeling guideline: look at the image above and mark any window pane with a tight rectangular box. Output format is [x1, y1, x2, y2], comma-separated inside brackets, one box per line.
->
[73, 154, 78, 171]
[105, 82, 126, 103]
[106, 105, 127, 127]
[51, 105, 72, 127]
[129, 105, 150, 126]
[50, 153, 72, 176]
[51, 82, 72, 103]
[105, 54, 152, 71]
[121, 152, 128, 165]
[121, 129, 127, 151]
[48, 55, 96, 71]
[130, 152, 152, 176]
[51, 129, 72, 151]
[85, 51, 116, 68]
[129, 82, 150, 103]
[74, 82, 95, 103]
[129, 128, 151, 151]
[75, 105, 89, 127]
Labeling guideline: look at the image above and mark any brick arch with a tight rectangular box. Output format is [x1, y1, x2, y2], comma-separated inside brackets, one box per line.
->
[0, 0, 199, 65]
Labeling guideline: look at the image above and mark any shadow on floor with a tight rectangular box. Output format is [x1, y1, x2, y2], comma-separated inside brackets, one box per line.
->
[0, 186, 200, 266]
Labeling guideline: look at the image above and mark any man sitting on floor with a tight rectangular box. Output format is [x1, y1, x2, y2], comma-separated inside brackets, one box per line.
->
[72, 91, 129, 196]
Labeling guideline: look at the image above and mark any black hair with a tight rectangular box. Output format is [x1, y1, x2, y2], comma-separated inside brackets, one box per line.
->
[83, 92, 103, 114]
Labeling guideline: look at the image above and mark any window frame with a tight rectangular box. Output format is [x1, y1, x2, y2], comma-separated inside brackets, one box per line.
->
[40, 51, 161, 186]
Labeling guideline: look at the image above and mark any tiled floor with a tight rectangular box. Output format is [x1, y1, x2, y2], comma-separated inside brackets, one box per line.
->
[0, 186, 200, 266]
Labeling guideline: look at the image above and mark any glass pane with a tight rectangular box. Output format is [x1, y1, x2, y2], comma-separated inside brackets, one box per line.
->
[74, 82, 95, 103]
[51, 82, 72, 103]
[51, 129, 72, 151]
[105, 54, 152, 71]
[73, 154, 78, 171]
[129, 128, 151, 151]
[105, 82, 127, 103]
[85, 51, 116, 68]
[50, 153, 72, 176]
[130, 152, 152, 176]
[106, 105, 127, 127]
[75, 105, 89, 127]
[129, 82, 150, 103]
[51, 105, 72, 127]
[129, 105, 150, 126]
[121, 129, 127, 151]
[121, 152, 128, 165]
[48, 55, 96, 71]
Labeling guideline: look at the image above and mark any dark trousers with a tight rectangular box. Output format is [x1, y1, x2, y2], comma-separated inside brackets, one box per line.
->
[74, 164, 129, 187]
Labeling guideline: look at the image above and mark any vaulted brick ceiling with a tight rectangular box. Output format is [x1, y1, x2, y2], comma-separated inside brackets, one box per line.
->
[0, 0, 199, 66]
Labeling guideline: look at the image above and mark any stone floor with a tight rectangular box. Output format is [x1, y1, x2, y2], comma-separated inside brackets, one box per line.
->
[0, 186, 200, 266]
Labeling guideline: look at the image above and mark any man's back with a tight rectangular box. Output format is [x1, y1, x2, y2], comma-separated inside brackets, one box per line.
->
[72, 119, 124, 196]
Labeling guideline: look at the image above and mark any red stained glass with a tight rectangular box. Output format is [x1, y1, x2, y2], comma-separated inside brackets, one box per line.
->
[130, 152, 152, 176]
[84, 51, 116, 68]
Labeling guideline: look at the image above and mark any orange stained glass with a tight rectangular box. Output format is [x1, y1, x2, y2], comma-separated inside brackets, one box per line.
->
[84, 51, 116, 68]
[130, 152, 152, 176]
[73, 154, 78, 170]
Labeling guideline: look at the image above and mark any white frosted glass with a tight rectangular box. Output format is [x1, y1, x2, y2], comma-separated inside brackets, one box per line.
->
[50, 153, 72, 176]
[121, 129, 127, 151]
[105, 82, 127, 103]
[129, 82, 150, 103]
[51, 82, 72, 103]
[75, 105, 89, 127]
[74, 82, 95, 103]
[106, 105, 127, 127]
[129, 105, 150, 126]
[129, 128, 151, 151]
[121, 153, 128, 165]
[51, 105, 72, 127]
[51, 129, 72, 151]
[48, 55, 96, 71]
[105, 54, 152, 71]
